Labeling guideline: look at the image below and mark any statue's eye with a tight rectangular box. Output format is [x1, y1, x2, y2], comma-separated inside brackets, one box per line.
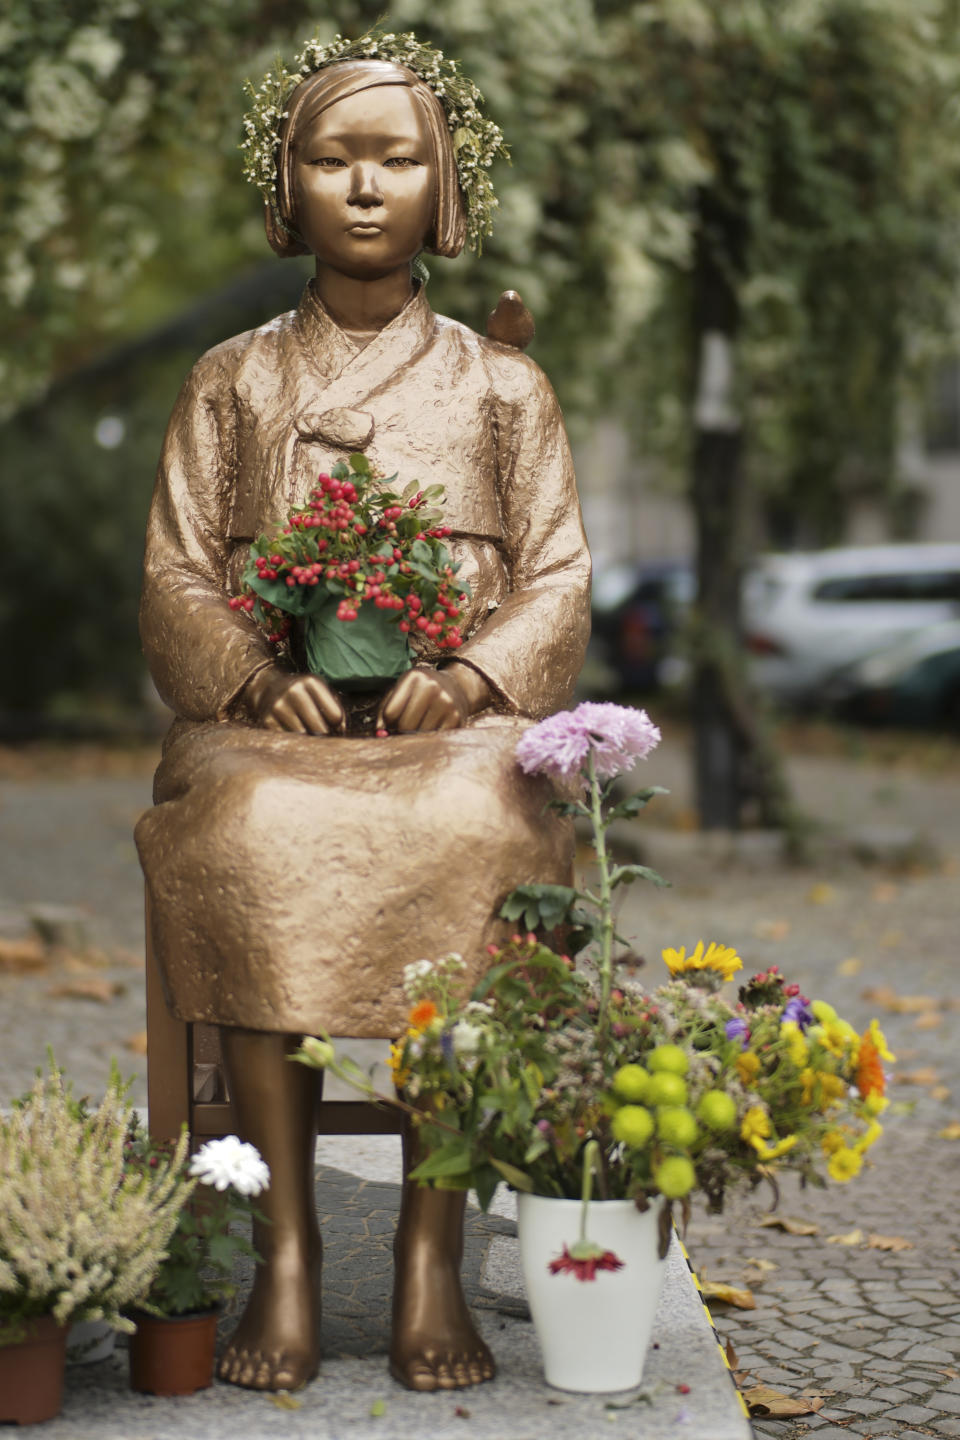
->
[383, 156, 419, 169]
[310, 156, 348, 168]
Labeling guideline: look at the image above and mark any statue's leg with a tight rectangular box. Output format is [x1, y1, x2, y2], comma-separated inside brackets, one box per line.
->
[218, 1027, 322, 1391]
[390, 1116, 495, 1391]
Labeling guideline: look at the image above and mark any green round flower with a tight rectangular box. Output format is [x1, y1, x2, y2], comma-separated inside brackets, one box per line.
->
[612, 1064, 650, 1102]
[654, 1155, 696, 1199]
[656, 1106, 699, 1148]
[611, 1104, 655, 1148]
[646, 1071, 688, 1107]
[648, 1044, 689, 1077]
[697, 1090, 738, 1132]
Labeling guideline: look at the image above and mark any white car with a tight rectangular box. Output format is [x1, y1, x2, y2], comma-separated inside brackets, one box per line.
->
[741, 543, 960, 705]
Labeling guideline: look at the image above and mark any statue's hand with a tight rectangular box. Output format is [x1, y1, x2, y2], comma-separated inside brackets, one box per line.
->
[244, 668, 345, 735]
[378, 665, 489, 734]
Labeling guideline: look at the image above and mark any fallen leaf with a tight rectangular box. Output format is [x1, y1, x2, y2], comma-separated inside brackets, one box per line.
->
[938, 1368, 960, 1380]
[939, 1122, 960, 1139]
[826, 1229, 864, 1246]
[743, 1385, 824, 1419]
[860, 985, 939, 1014]
[46, 978, 123, 1004]
[724, 1338, 739, 1370]
[754, 919, 791, 941]
[757, 1215, 819, 1236]
[0, 936, 47, 972]
[701, 1280, 756, 1310]
[743, 1257, 778, 1273]
[124, 1030, 149, 1055]
[806, 882, 837, 905]
[871, 882, 898, 903]
[866, 1233, 914, 1252]
[369, 1398, 386, 1418]
[914, 1012, 943, 1030]
[895, 1067, 940, 1086]
[837, 956, 863, 977]
[270, 1393, 301, 1410]
[930, 1086, 952, 1103]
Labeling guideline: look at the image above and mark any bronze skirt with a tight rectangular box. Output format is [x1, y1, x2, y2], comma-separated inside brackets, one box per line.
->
[135, 715, 572, 1036]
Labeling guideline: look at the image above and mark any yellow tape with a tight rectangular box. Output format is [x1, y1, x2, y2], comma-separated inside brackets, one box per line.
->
[675, 1226, 753, 1424]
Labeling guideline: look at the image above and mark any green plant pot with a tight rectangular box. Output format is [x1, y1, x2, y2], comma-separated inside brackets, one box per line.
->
[301, 602, 412, 691]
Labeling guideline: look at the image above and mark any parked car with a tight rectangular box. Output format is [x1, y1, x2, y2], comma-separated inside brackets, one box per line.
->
[822, 620, 960, 728]
[590, 560, 694, 692]
[742, 544, 960, 706]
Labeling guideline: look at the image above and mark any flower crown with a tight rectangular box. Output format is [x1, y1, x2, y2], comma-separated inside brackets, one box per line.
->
[241, 29, 509, 253]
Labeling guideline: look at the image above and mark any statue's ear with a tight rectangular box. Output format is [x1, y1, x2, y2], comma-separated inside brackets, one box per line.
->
[264, 202, 310, 259]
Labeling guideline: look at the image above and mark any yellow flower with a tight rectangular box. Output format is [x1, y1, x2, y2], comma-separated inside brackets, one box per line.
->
[827, 1146, 862, 1182]
[801, 1067, 847, 1110]
[662, 941, 742, 982]
[387, 1040, 410, 1088]
[740, 1106, 771, 1145]
[864, 1092, 889, 1117]
[813, 1017, 860, 1062]
[865, 1018, 895, 1063]
[821, 1128, 845, 1155]
[737, 1051, 761, 1086]
[781, 1020, 808, 1067]
[811, 999, 837, 1025]
[855, 1121, 883, 1155]
[753, 1134, 799, 1161]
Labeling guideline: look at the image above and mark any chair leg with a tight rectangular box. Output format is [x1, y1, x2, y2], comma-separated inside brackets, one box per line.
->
[145, 892, 192, 1142]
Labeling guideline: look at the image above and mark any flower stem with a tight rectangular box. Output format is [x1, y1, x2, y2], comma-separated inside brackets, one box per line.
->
[587, 749, 614, 1050]
[579, 1138, 600, 1246]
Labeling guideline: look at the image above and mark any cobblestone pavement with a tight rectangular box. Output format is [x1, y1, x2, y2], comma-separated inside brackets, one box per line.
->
[1, 729, 959, 1436]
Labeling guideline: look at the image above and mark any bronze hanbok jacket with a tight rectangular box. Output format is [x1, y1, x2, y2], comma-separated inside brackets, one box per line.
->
[135, 283, 591, 1036]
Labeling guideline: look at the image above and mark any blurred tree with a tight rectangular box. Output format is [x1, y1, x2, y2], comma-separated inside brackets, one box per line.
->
[4, 0, 960, 832]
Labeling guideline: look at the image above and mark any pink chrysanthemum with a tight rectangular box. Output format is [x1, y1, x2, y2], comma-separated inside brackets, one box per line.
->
[516, 702, 661, 784]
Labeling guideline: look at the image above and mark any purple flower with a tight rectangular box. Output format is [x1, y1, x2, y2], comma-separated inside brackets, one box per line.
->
[782, 995, 814, 1031]
[515, 702, 661, 784]
[725, 1017, 750, 1047]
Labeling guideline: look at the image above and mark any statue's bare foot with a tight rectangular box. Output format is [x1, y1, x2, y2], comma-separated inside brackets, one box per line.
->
[390, 1233, 494, 1391]
[218, 1247, 322, 1391]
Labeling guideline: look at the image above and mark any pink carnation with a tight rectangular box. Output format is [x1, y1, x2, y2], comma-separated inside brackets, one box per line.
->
[516, 702, 661, 784]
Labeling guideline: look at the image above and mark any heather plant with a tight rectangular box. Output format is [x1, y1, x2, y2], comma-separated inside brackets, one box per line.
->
[0, 1062, 191, 1338]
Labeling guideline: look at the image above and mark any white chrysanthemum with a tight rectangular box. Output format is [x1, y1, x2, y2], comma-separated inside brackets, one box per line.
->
[451, 1019, 484, 1056]
[404, 959, 434, 985]
[189, 1136, 270, 1196]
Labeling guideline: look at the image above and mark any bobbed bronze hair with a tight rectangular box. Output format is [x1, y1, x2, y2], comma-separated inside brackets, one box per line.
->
[265, 59, 467, 261]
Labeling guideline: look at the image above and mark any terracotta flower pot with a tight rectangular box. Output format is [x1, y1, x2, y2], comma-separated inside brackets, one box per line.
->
[0, 1314, 68, 1425]
[127, 1308, 219, 1396]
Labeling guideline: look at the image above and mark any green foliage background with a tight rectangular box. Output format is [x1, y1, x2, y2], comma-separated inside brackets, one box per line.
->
[3, 0, 960, 717]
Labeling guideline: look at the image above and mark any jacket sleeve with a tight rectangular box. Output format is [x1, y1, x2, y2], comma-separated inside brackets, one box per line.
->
[140, 352, 273, 721]
[452, 354, 592, 718]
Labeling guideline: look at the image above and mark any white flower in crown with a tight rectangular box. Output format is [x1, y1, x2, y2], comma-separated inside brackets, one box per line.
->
[189, 1135, 271, 1196]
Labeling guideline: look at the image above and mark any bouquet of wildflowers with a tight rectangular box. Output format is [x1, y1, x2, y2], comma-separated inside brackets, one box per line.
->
[124, 1133, 269, 1317]
[297, 703, 892, 1267]
[231, 453, 468, 689]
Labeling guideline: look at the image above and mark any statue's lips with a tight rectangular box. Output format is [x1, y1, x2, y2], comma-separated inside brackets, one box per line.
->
[347, 222, 383, 235]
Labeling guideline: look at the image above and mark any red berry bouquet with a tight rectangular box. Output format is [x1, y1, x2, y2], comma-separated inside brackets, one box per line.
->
[231, 453, 469, 690]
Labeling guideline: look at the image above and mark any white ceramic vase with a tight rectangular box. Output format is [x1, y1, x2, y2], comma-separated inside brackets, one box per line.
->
[66, 1318, 116, 1365]
[516, 1193, 668, 1393]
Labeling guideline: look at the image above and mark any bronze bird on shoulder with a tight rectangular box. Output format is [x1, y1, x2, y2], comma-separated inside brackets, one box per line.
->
[486, 289, 536, 351]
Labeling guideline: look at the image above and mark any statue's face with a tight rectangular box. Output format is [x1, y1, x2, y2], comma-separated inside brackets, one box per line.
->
[292, 85, 436, 279]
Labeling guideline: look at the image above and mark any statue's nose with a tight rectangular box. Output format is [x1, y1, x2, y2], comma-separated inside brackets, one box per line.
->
[347, 163, 383, 208]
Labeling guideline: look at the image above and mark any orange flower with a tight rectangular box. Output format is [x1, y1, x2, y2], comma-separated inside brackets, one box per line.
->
[408, 999, 439, 1032]
[856, 1034, 885, 1102]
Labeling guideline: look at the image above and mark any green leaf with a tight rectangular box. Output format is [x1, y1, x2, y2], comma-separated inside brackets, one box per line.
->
[607, 786, 670, 822]
[490, 1158, 534, 1192]
[406, 1139, 474, 1181]
[499, 883, 579, 932]
[609, 864, 671, 889]
[524, 1132, 550, 1165]
[348, 452, 371, 474]
[472, 1163, 501, 1213]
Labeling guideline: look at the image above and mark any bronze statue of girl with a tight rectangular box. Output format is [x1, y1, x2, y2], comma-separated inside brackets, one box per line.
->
[137, 39, 590, 1394]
